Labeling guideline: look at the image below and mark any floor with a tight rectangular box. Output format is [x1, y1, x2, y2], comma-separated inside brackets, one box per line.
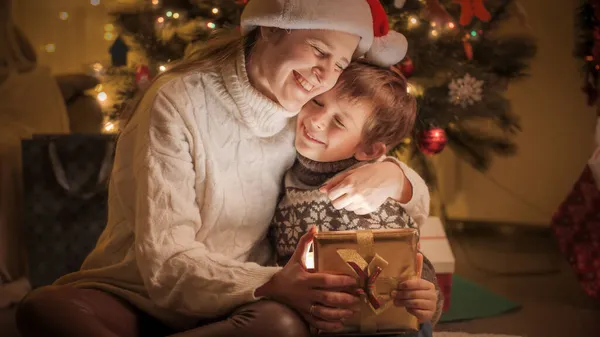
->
[1, 222, 599, 337]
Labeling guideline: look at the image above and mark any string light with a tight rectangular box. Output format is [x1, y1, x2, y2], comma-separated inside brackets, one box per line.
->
[59, 12, 69, 20]
[448, 22, 455, 29]
[409, 16, 419, 27]
[104, 23, 114, 31]
[586, 55, 594, 61]
[92, 63, 103, 73]
[173, 12, 180, 19]
[207, 22, 216, 29]
[212, 8, 219, 14]
[159, 65, 167, 72]
[430, 30, 439, 37]
[152, 0, 159, 5]
[90, 0, 100, 6]
[470, 30, 477, 37]
[166, 11, 173, 17]
[97, 92, 108, 102]
[104, 121, 115, 132]
[430, 21, 437, 27]
[104, 32, 114, 41]
[157, 17, 164, 23]
[44, 43, 56, 53]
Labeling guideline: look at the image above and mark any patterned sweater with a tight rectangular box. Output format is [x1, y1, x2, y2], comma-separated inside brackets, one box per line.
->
[270, 154, 443, 325]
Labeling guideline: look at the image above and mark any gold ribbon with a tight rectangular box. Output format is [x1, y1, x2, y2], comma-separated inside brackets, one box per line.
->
[336, 231, 397, 333]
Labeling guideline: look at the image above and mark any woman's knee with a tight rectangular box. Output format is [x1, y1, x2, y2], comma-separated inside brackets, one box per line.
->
[231, 300, 310, 337]
[16, 285, 138, 337]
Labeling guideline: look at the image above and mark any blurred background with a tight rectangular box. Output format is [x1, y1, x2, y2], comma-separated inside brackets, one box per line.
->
[1, 0, 599, 336]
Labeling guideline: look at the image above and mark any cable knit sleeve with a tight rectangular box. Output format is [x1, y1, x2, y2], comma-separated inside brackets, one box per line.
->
[420, 254, 443, 326]
[131, 88, 280, 317]
[382, 156, 430, 228]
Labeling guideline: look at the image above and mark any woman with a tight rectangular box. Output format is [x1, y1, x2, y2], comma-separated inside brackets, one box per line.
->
[16, 1, 429, 336]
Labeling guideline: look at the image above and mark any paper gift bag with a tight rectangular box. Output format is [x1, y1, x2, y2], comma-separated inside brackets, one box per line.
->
[21, 134, 116, 288]
[313, 229, 420, 335]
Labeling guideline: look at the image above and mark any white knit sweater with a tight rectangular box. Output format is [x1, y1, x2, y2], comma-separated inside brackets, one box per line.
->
[55, 49, 430, 331]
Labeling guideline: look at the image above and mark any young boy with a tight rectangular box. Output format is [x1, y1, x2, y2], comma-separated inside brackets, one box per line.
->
[270, 60, 443, 329]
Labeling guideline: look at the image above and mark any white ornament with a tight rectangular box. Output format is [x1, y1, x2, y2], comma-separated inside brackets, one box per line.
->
[448, 74, 484, 108]
[394, 0, 406, 8]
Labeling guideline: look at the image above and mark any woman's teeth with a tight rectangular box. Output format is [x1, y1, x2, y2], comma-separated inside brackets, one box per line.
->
[294, 71, 314, 92]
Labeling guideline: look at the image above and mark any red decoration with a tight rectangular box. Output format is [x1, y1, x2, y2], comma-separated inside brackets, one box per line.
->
[551, 165, 600, 301]
[135, 65, 152, 90]
[425, 0, 453, 26]
[400, 57, 414, 78]
[463, 39, 473, 60]
[418, 128, 447, 155]
[454, 0, 491, 26]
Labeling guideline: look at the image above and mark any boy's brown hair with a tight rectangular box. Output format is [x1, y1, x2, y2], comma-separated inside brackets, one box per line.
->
[335, 59, 417, 151]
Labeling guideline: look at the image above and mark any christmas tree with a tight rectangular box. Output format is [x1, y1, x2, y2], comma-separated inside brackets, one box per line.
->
[101, 0, 536, 186]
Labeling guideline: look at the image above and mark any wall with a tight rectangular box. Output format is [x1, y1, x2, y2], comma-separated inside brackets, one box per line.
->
[435, 0, 597, 225]
[12, 0, 114, 75]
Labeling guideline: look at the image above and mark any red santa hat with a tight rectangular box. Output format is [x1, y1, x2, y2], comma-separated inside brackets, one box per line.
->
[240, 0, 407, 66]
[364, 0, 408, 67]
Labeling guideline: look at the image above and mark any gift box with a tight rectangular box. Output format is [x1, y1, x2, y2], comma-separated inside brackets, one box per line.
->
[313, 228, 420, 335]
[419, 216, 455, 311]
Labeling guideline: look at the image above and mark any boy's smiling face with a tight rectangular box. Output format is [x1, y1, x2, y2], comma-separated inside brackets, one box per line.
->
[295, 87, 372, 162]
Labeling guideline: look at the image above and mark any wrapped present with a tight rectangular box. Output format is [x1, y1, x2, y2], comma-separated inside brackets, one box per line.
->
[313, 229, 419, 335]
[420, 216, 455, 311]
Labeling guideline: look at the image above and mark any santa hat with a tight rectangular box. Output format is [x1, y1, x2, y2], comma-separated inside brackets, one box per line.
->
[240, 0, 407, 66]
[363, 0, 408, 67]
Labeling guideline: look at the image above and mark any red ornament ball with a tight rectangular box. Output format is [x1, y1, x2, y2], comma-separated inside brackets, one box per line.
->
[400, 57, 414, 78]
[135, 65, 152, 90]
[418, 127, 447, 155]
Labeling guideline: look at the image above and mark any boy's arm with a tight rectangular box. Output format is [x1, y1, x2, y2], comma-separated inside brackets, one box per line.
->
[421, 254, 444, 326]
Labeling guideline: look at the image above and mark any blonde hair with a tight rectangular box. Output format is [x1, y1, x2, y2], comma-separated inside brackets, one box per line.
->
[335, 59, 417, 150]
[119, 29, 259, 126]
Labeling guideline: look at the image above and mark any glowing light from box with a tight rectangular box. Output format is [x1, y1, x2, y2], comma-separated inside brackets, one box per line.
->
[305, 249, 314, 270]
[59, 12, 69, 20]
[212, 8, 219, 14]
[45, 43, 56, 53]
[97, 92, 108, 102]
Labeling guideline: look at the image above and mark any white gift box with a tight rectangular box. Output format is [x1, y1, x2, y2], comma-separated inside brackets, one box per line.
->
[420, 216, 455, 311]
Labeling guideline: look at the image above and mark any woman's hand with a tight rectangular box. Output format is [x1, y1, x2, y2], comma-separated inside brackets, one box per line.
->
[256, 227, 360, 332]
[392, 253, 437, 323]
[320, 161, 411, 215]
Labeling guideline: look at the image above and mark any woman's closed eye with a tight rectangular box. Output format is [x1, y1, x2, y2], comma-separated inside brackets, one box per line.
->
[312, 98, 324, 107]
[312, 45, 344, 72]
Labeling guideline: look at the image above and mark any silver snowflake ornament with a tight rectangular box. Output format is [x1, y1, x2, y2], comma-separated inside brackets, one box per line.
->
[448, 74, 484, 108]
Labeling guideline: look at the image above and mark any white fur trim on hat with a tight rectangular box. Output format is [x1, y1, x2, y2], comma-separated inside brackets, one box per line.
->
[240, 0, 374, 59]
[365, 31, 408, 67]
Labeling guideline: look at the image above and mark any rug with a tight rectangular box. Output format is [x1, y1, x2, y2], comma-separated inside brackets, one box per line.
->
[439, 275, 520, 323]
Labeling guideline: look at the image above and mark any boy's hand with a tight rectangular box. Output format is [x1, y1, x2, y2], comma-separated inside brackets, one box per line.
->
[392, 253, 437, 323]
[320, 161, 408, 215]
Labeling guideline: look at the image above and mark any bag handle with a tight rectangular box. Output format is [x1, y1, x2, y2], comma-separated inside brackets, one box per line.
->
[48, 140, 115, 200]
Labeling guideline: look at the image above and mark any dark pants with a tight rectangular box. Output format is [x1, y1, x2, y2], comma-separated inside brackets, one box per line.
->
[15, 285, 310, 337]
